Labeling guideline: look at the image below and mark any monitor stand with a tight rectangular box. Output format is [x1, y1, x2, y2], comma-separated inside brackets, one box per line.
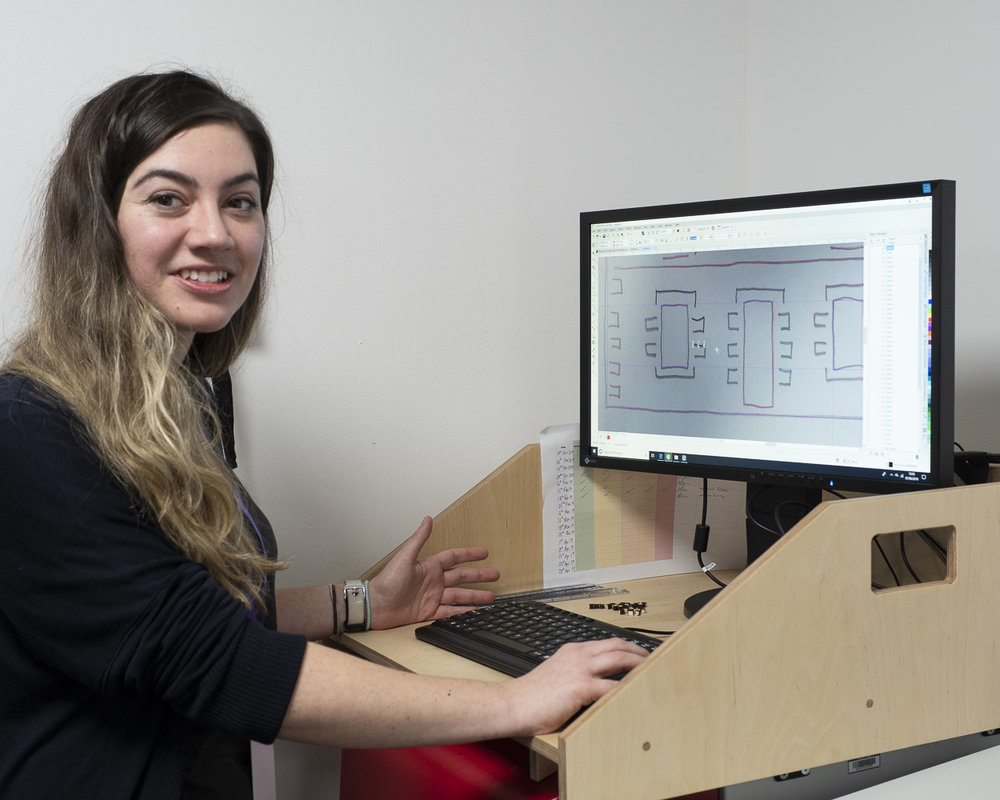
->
[683, 481, 823, 618]
[683, 588, 722, 618]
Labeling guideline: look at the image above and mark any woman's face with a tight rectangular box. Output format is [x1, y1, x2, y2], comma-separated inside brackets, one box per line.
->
[116, 122, 265, 358]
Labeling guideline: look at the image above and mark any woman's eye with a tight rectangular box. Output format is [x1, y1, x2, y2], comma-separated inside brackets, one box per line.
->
[150, 193, 182, 209]
[228, 197, 259, 212]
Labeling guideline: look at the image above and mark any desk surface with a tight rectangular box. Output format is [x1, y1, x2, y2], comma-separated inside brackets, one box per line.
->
[337, 569, 738, 764]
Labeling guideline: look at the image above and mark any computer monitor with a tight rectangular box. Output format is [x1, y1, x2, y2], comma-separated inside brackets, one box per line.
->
[580, 180, 955, 582]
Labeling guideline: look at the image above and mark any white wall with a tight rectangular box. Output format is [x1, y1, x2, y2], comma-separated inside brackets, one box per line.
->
[742, 0, 1000, 455]
[1, 2, 997, 798]
[236, 0, 748, 588]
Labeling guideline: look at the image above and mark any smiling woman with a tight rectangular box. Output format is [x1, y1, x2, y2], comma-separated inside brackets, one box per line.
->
[0, 69, 649, 800]
[116, 122, 265, 359]
[0, 71, 290, 799]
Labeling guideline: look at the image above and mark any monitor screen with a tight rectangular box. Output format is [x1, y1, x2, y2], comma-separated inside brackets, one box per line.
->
[581, 180, 955, 497]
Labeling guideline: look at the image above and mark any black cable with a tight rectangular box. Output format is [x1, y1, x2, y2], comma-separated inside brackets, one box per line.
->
[899, 532, 922, 584]
[772, 498, 815, 537]
[751, 486, 845, 539]
[873, 536, 900, 587]
[745, 484, 782, 538]
[695, 477, 728, 590]
[918, 529, 948, 562]
[698, 551, 728, 589]
[701, 476, 709, 524]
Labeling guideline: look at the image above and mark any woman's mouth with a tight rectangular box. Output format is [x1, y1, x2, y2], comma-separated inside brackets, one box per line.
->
[177, 268, 231, 284]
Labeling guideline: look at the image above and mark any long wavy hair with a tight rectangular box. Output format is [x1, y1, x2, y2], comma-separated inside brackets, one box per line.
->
[5, 70, 280, 606]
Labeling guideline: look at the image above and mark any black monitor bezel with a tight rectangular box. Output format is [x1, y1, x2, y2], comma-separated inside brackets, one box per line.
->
[580, 179, 955, 495]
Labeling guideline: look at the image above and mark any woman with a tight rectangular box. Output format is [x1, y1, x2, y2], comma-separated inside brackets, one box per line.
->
[0, 70, 647, 799]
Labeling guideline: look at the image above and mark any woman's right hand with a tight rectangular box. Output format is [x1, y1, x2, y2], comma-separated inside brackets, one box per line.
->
[506, 638, 651, 735]
[278, 636, 651, 750]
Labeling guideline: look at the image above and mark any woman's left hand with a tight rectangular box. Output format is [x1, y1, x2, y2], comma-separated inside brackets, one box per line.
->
[367, 516, 500, 629]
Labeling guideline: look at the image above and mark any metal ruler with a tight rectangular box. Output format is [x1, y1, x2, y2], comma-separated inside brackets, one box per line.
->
[495, 583, 628, 603]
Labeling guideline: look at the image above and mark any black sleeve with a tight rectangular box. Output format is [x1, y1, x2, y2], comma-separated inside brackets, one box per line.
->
[0, 380, 306, 743]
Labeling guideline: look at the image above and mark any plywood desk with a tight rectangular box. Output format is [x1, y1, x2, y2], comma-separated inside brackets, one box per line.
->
[337, 445, 1000, 799]
[338, 570, 738, 776]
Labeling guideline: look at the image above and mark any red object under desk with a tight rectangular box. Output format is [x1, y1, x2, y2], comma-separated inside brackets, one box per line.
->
[340, 738, 718, 800]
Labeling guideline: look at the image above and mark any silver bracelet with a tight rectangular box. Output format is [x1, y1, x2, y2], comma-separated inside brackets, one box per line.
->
[344, 579, 369, 632]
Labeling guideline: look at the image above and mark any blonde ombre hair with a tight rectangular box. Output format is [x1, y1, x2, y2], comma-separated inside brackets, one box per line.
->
[6, 71, 280, 606]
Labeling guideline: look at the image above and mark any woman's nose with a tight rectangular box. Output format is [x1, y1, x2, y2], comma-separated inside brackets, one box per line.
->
[187, 203, 233, 249]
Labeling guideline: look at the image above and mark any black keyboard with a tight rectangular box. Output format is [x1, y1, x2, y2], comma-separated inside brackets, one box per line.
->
[414, 599, 662, 678]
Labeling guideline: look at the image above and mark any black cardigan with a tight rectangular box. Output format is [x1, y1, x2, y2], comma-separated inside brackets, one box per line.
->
[0, 373, 307, 799]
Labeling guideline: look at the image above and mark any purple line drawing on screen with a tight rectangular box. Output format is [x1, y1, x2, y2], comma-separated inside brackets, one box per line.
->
[599, 243, 865, 448]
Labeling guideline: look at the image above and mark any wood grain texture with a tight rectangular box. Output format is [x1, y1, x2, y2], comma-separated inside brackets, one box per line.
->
[560, 482, 1000, 799]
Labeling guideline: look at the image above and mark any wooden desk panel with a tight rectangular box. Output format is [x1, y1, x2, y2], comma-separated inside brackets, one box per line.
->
[339, 442, 1000, 798]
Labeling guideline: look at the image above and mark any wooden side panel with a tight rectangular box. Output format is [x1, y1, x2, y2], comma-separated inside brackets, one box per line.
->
[560, 482, 1000, 799]
[362, 444, 543, 594]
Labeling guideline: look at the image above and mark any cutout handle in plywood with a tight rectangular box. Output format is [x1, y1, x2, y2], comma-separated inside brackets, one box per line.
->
[871, 526, 955, 593]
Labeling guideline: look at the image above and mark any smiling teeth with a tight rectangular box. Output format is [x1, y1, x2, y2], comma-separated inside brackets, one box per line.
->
[180, 269, 228, 284]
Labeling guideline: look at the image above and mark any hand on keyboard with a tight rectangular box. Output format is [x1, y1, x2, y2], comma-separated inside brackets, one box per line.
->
[415, 600, 659, 735]
[507, 637, 651, 735]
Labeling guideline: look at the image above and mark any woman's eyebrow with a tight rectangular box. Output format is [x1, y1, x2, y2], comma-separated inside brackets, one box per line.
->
[131, 168, 260, 190]
[131, 168, 196, 189]
[221, 172, 261, 189]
